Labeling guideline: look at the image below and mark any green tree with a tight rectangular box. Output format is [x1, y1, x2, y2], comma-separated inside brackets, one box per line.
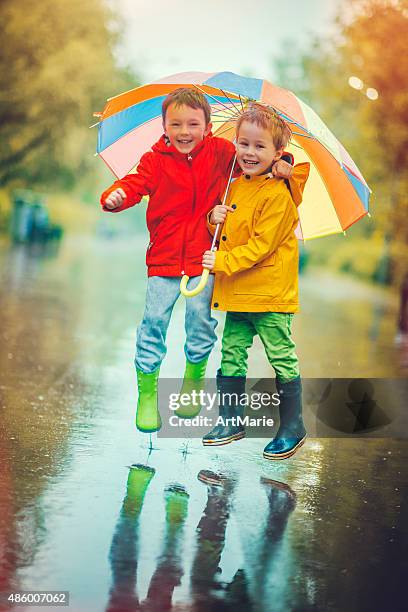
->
[0, 0, 135, 190]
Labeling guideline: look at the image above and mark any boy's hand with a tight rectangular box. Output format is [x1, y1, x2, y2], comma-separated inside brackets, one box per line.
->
[202, 250, 216, 270]
[272, 159, 293, 179]
[210, 204, 235, 225]
[104, 188, 127, 209]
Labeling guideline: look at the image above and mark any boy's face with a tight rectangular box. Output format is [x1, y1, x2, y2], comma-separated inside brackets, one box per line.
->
[236, 121, 283, 176]
[163, 104, 212, 154]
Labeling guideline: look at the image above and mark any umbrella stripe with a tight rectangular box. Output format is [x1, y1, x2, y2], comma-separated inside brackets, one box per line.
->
[99, 116, 164, 178]
[98, 95, 240, 153]
[338, 141, 369, 187]
[98, 97, 165, 152]
[101, 84, 173, 120]
[343, 167, 370, 211]
[297, 131, 367, 229]
[288, 141, 344, 238]
[296, 99, 342, 164]
[204, 72, 263, 100]
[261, 80, 307, 128]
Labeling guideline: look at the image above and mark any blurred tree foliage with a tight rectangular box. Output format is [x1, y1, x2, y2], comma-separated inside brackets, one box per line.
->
[0, 0, 135, 192]
[275, 0, 408, 285]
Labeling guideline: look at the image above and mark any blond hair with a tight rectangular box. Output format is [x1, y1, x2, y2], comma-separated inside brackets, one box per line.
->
[236, 103, 291, 149]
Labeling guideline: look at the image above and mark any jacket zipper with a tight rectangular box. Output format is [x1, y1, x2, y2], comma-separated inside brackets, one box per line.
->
[180, 154, 195, 275]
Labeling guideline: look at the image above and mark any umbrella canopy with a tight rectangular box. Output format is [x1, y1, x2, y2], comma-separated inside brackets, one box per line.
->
[95, 70, 370, 240]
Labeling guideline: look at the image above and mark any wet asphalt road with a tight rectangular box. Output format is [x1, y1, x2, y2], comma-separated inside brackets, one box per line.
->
[0, 235, 407, 612]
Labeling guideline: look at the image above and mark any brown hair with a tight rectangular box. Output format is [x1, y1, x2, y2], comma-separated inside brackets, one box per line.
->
[236, 103, 291, 149]
[162, 88, 212, 125]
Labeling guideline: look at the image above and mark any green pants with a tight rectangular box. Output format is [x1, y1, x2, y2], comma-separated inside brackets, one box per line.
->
[221, 312, 300, 382]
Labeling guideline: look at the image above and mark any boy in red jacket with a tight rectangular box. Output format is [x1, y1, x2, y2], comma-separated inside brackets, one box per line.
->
[101, 89, 294, 433]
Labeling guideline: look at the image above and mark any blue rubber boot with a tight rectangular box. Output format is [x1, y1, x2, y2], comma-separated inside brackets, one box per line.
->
[202, 370, 246, 446]
[263, 376, 306, 460]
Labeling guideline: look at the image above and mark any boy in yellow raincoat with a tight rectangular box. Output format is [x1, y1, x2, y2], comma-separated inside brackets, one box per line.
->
[202, 103, 310, 460]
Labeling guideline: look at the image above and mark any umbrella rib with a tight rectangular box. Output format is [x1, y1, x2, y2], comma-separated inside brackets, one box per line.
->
[276, 111, 315, 139]
[291, 130, 315, 140]
[213, 124, 237, 138]
[210, 110, 241, 122]
[210, 105, 241, 116]
[254, 102, 315, 140]
[219, 88, 244, 115]
[193, 84, 239, 117]
[210, 109, 241, 119]
[289, 140, 305, 149]
[212, 118, 239, 123]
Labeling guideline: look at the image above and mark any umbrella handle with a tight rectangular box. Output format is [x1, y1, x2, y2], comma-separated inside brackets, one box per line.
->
[179, 156, 236, 299]
[180, 268, 210, 297]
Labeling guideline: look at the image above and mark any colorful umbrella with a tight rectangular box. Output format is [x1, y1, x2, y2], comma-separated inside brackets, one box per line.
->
[94, 70, 371, 243]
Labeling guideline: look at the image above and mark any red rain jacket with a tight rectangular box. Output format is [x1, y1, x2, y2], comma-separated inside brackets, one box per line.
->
[100, 134, 293, 278]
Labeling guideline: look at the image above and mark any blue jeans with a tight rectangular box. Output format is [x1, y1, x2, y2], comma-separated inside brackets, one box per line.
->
[135, 275, 218, 374]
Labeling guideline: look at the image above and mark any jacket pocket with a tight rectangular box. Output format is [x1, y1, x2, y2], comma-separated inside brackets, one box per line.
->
[232, 254, 282, 297]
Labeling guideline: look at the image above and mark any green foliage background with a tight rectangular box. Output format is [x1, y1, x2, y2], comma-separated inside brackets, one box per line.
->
[0, 0, 135, 233]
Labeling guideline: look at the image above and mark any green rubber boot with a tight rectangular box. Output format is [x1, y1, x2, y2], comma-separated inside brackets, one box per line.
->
[123, 464, 156, 518]
[175, 357, 208, 419]
[136, 368, 162, 433]
[165, 484, 189, 532]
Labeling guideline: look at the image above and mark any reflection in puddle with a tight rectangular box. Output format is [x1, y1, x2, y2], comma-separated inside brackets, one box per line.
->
[106, 466, 297, 611]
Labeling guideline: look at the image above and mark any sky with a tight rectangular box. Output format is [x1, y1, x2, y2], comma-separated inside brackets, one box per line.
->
[111, 0, 340, 83]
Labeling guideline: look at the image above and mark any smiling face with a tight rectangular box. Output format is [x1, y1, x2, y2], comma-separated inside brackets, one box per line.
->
[236, 120, 284, 176]
[163, 103, 212, 154]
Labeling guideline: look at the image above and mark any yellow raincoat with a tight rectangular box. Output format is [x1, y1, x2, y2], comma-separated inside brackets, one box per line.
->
[210, 163, 310, 313]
